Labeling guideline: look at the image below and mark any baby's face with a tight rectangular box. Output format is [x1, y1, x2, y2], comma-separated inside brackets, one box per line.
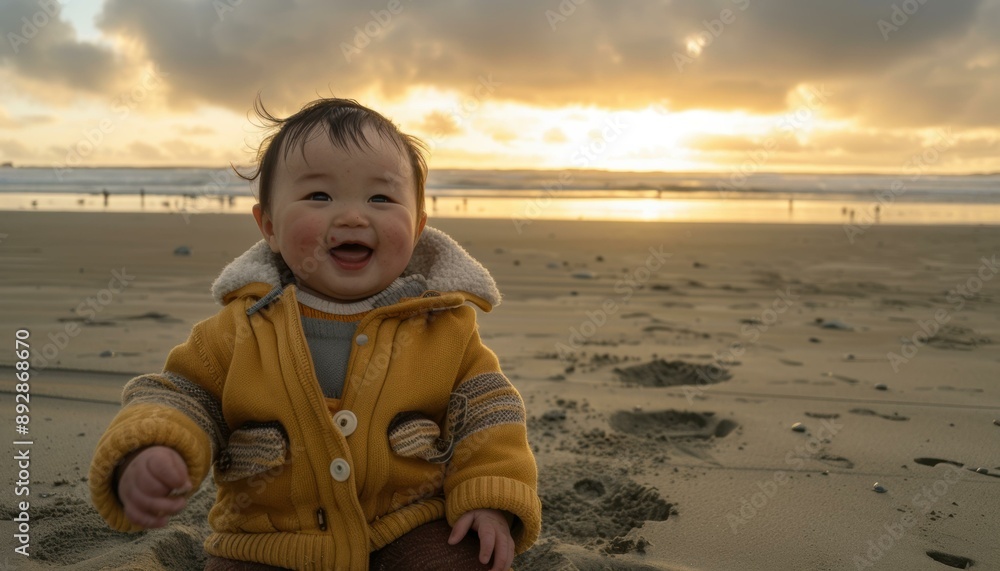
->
[254, 126, 426, 302]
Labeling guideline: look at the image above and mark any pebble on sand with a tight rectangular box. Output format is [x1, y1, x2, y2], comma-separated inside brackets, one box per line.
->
[873, 483, 887, 493]
[174, 246, 192, 256]
[99, 350, 115, 358]
[571, 270, 597, 279]
[994, 419, 1000, 427]
[791, 422, 807, 433]
[874, 383, 888, 391]
[975, 467, 989, 475]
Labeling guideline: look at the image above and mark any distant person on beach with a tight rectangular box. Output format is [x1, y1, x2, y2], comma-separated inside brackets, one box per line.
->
[89, 97, 540, 571]
[102, 188, 109, 206]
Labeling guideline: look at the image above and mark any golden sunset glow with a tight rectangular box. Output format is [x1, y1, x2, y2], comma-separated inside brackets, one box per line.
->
[1, 1, 998, 174]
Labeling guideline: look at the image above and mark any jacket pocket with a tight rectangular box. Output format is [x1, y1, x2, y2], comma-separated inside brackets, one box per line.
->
[215, 421, 289, 482]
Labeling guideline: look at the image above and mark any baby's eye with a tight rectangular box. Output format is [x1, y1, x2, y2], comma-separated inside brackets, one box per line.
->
[369, 195, 392, 203]
[307, 192, 332, 201]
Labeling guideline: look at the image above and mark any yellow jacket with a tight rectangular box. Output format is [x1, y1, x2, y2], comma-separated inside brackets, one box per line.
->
[89, 227, 542, 570]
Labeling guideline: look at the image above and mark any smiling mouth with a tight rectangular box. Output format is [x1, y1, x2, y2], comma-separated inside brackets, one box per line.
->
[330, 243, 373, 269]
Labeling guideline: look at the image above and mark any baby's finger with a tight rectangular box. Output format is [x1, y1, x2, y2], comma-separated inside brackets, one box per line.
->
[478, 524, 496, 565]
[128, 492, 187, 519]
[503, 535, 516, 571]
[489, 531, 511, 571]
[151, 449, 191, 492]
[448, 513, 474, 545]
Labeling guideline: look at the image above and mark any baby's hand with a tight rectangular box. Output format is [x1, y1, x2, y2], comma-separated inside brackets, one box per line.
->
[116, 445, 192, 529]
[448, 508, 514, 571]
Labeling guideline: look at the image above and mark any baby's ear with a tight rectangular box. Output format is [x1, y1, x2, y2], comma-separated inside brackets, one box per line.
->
[252, 204, 279, 253]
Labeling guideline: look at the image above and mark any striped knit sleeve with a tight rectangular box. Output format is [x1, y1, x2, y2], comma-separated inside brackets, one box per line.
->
[442, 324, 542, 554]
[89, 310, 234, 532]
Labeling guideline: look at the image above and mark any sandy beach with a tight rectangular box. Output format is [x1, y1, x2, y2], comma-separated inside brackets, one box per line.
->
[1, 211, 998, 570]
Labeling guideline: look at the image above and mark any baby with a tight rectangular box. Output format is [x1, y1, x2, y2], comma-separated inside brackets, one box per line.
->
[89, 98, 541, 570]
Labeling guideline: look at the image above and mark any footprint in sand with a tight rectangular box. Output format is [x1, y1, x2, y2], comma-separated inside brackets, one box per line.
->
[913, 457, 964, 468]
[537, 468, 674, 549]
[614, 359, 731, 388]
[804, 412, 841, 419]
[609, 410, 738, 440]
[922, 325, 991, 350]
[572, 478, 606, 500]
[848, 408, 909, 421]
[818, 454, 855, 469]
[926, 550, 975, 568]
[913, 457, 1000, 479]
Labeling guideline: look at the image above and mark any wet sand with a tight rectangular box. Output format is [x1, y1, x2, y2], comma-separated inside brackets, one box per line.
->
[1, 211, 998, 570]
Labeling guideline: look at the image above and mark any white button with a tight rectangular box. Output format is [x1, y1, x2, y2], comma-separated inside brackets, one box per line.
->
[330, 458, 350, 482]
[332, 410, 358, 436]
[355, 334, 368, 346]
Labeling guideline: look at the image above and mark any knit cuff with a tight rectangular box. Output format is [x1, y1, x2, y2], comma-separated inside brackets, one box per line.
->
[445, 477, 542, 553]
[89, 403, 214, 532]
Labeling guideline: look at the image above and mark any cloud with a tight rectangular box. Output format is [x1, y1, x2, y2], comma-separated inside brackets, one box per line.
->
[0, 107, 15, 130]
[161, 138, 217, 162]
[86, 0, 995, 131]
[178, 125, 215, 136]
[489, 127, 518, 143]
[0, 0, 120, 97]
[126, 139, 163, 161]
[2, 0, 999, 168]
[543, 127, 567, 143]
[0, 138, 30, 159]
[418, 111, 461, 137]
[687, 130, 926, 156]
[0, 106, 52, 129]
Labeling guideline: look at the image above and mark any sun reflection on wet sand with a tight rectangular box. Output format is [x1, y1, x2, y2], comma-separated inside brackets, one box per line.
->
[3, 191, 1000, 225]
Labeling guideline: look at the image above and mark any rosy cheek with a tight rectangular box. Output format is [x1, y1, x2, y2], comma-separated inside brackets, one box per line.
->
[290, 220, 324, 247]
[385, 228, 411, 256]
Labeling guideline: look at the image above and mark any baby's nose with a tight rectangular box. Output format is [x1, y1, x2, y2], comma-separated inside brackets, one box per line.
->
[333, 206, 367, 226]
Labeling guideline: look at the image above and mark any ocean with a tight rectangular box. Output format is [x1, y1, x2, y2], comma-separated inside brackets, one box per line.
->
[1, 167, 999, 225]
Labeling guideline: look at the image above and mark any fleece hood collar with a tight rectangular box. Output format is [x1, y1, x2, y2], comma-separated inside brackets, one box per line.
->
[210, 226, 501, 309]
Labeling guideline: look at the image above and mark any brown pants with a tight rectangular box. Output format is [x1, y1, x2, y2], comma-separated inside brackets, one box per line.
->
[204, 520, 491, 570]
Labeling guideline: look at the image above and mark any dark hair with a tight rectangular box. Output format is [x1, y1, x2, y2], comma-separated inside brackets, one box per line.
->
[239, 96, 428, 217]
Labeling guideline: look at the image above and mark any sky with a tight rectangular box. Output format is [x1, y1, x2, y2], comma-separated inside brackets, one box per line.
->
[0, 0, 998, 173]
